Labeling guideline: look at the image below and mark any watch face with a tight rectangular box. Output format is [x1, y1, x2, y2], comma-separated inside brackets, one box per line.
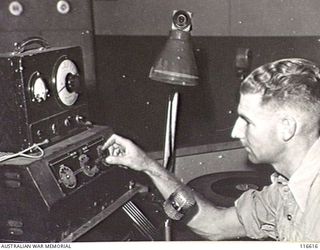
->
[53, 57, 79, 106]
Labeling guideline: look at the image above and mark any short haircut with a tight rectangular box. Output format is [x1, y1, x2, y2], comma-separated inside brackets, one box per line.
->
[240, 58, 320, 116]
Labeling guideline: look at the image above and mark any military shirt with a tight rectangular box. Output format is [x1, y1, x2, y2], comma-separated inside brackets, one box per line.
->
[235, 138, 320, 241]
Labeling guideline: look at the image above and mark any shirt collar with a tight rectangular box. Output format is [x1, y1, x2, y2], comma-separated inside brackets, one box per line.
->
[288, 137, 320, 212]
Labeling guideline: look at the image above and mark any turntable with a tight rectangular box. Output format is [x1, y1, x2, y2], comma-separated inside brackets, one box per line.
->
[188, 171, 272, 207]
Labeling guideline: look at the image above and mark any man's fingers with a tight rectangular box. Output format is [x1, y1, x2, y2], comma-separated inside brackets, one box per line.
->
[101, 135, 117, 150]
[102, 134, 120, 150]
[105, 156, 115, 164]
[102, 134, 130, 151]
[105, 155, 127, 166]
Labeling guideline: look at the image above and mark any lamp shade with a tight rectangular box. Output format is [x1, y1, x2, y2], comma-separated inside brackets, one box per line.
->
[149, 29, 199, 86]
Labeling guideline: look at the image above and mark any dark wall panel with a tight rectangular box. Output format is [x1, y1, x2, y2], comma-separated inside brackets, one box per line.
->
[93, 0, 320, 36]
[230, 0, 320, 36]
[0, 0, 92, 31]
[93, 36, 320, 152]
[93, 0, 229, 36]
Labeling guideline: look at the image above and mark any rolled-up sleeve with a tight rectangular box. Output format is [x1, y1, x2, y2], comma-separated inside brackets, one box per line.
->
[234, 183, 280, 240]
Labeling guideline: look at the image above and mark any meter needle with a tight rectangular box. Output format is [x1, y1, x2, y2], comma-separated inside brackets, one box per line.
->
[58, 85, 67, 93]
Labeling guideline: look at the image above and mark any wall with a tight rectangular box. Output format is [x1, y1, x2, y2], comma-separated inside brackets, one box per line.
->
[93, 0, 320, 36]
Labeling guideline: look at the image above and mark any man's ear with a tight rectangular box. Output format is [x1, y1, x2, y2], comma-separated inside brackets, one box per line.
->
[281, 116, 297, 141]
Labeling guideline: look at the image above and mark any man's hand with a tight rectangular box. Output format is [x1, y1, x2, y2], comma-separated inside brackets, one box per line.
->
[101, 134, 155, 172]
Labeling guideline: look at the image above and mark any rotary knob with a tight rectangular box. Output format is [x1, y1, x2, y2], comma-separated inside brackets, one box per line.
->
[96, 145, 111, 167]
[66, 73, 81, 93]
[59, 165, 76, 189]
[79, 154, 99, 177]
[64, 117, 72, 127]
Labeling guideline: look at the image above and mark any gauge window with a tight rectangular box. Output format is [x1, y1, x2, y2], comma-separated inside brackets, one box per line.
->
[54, 58, 80, 106]
[29, 72, 50, 103]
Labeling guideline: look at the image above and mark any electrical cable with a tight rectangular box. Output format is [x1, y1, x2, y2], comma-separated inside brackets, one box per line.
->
[0, 139, 49, 162]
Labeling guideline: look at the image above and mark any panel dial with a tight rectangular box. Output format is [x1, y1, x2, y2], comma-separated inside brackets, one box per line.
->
[29, 72, 49, 103]
[53, 56, 80, 106]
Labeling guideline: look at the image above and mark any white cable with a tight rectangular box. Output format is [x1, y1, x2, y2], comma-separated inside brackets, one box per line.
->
[0, 139, 49, 162]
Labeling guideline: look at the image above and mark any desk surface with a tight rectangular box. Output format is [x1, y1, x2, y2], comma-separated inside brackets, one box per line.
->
[148, 140, 243, 160]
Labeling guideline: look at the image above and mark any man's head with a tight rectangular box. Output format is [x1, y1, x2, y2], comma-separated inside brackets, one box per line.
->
[231, 58, 320, 166]
[240, 58, 320, 117]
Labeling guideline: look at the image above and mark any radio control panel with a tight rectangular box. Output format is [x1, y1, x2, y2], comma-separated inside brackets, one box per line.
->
[49, 136, 111, 194]
[0, 126, 141, 242]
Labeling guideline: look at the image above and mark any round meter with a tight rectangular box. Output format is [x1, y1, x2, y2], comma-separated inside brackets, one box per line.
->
[28, 72, 49, 103]
[52, 56, 80, 106]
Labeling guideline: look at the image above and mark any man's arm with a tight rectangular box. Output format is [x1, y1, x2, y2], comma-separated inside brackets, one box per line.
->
[142, 159, 247, 240]
[103, 134, 247, 240]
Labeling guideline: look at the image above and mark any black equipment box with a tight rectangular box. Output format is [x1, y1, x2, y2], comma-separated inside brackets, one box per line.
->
[0, 125, 146, 242]
[0, 38, 89, 152]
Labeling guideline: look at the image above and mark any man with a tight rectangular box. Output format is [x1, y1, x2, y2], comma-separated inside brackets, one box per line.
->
[102, 58, 320, 241]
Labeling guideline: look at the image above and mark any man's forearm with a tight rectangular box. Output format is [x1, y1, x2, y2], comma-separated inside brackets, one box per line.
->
[141, 159, 247, 240]
[142, 160, 183, 199]
[187, 198, 247, 240]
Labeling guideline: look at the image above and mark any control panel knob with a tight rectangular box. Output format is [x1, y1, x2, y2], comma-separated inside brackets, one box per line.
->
[36, 130, 42, 137]
[96, 145, 111, 167]
[66, 73, 81, 93]
[75, 115, 84, 124]
[59, 165, 77, 189]
[64, 117, 71, 127]
[51, 123, 57, 134]
[75, 115, 93, 128]
[79, 154, 99, 177]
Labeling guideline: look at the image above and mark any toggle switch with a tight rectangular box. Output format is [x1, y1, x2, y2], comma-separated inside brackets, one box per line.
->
[75, 115, 93, 128]
[64, 117, 72, 127]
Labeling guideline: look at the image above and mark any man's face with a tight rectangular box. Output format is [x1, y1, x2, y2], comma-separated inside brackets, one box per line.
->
[231, 93, 284, 164]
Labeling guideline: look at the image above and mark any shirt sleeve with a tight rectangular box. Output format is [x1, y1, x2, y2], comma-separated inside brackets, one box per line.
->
[234, 182, 280, 240]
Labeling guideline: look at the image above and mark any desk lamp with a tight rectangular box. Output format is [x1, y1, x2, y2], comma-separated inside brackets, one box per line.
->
[149, 10, 199, 241]
[149, 10, 199, 173]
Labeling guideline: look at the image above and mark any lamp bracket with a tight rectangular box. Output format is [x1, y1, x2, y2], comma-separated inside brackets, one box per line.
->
[172, 10, 192, 32]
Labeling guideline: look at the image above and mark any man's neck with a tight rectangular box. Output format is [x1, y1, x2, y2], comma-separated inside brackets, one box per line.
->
[273, 135, 319, 179]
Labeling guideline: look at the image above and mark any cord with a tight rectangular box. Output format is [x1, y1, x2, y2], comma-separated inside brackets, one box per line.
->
[0, 139, 49, 162]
